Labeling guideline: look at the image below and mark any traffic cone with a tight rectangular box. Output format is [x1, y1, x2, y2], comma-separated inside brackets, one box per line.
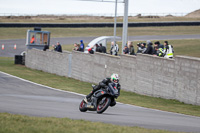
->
[14, 44, 16, 49]
[2, 44, 4, 50]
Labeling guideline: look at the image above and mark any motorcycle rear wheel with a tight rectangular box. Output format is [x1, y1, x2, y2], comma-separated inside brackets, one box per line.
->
[97, 97, 111, 114]
[79, 100, 87, 112]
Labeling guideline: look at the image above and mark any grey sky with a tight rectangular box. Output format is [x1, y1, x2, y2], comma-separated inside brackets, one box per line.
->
[0, 0, 199, 16]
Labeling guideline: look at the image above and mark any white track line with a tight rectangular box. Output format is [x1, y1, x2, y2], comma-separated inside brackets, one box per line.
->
[0, 71, 85, 97]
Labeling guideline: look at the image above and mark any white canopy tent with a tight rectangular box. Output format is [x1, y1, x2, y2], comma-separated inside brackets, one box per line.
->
[84, 36, 121, 53]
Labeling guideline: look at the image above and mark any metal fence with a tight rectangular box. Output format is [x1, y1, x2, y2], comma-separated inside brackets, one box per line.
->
[0, 12, 188, 17]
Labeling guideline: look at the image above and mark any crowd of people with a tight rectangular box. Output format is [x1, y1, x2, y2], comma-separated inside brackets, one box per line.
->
[47, 39, 174, 59]
[135, 40, 174, 58]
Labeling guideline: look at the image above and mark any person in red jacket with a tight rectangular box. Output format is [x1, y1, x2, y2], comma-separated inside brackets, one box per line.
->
[30, 35, 35, 44]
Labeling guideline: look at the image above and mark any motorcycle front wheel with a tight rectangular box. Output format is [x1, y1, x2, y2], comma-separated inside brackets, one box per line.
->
[79, 100, 87, 112]
[96, 97, 111, 114]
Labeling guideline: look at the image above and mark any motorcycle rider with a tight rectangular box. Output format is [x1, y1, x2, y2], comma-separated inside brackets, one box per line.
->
[84, 73, 121, 104]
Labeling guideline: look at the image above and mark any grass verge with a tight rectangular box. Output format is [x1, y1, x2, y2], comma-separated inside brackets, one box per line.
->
[0, 113, 183, 133]
[0, 26, 200, 39]
[0, 57, 200, 117]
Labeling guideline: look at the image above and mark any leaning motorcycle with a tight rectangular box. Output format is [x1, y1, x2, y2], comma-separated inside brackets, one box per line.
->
[79, 83, 119, 114]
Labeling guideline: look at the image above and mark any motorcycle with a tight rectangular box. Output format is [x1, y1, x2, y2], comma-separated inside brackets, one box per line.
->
[79, 83, 119, 114]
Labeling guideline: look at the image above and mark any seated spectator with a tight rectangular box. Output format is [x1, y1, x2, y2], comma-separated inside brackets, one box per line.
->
[55, 41, 62, 52]
[127, 41, 135, 55]
[123, 45, 129, 54]
[144, 40, 153, 55]
[99, 43, 106, 53]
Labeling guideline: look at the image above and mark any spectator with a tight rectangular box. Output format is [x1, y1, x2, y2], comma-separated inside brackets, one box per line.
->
[73, 43, 78, 51]
[144, 40, 153, 55]
[30, 35, 35, 44]
[55, 41, 62, 52]
[77, 44, 82, 51]
[80, 40, 85, 52]
[73, 43, 81, 51]
[52, 44, 57, 51]
[123, 45, 129, 54]
[154, 41, 164, 49]
[99, 43, 106, 53]
[163, 41, 174, 59]
[110, 41, 119, 56]
[43, 43, 49, 51]
[88, 48, 94, 54]
[127, 41, 135, 55]
[153, 46, 164, 57]
[95, 44, 101, 52]
[137, 42, 146, 53]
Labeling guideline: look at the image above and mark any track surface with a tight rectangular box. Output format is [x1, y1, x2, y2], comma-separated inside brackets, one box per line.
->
[0, 71, 200, 132]
[0, 34, 200, 57]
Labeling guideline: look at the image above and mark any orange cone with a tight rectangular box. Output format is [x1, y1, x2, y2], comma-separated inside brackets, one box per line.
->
[2, 44, 4, 50]
[14, 44, 16, 49]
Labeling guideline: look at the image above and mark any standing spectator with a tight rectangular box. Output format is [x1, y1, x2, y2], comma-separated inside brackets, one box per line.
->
[127, 41, 135, 55]
[153, 46, 164, 57]
[73, 43, 81, 51]
[73, 43, 78, 51]
[123, 45, 129, 54]
[95, 44, 101, 52]
[154, 41, 164, 49]
[30, 35, 35, 44]
[88, 48, 94, 54]
[110, 41, 119, 56]
[144, 40, 153, 55]
[52, 44, 57, 51]
[137, 42, 146, 53]
[43, 43, 49, 51]
[99, 43, 106, 53]
[80, 40, 85, 52]
[163, 41, 174, 58]
[55, 41, 62, 52]
[153, 41, 163, 55]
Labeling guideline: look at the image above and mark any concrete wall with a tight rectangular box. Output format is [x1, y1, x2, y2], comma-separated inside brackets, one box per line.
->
[26, 49, 71, 77]
[25, 49, 200, 105]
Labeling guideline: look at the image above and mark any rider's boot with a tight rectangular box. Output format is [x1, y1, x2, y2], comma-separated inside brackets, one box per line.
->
[84, 92, 93, 103]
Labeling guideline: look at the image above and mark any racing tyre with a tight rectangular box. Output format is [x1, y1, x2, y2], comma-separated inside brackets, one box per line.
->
[79, 100, 87, 112]
[97, 97, 111, 114]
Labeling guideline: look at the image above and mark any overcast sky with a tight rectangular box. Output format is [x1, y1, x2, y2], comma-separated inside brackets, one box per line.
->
[0, 0, 199, 16]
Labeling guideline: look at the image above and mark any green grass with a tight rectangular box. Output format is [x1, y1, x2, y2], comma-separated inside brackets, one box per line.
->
[0, 113, 183, 133]
[0, 26, 200, 39]
[0, 57, 200, 117]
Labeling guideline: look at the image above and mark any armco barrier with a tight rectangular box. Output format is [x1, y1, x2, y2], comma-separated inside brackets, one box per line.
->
[1, 21, 200, 28]
[25, 49, 200, 105]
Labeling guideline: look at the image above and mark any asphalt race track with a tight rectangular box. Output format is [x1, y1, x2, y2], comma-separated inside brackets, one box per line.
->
[0, 34, 200, 57]
[0, 71, 200, 132]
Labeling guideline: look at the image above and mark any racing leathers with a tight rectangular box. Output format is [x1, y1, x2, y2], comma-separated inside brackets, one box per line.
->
[86, 78, 121, 101]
